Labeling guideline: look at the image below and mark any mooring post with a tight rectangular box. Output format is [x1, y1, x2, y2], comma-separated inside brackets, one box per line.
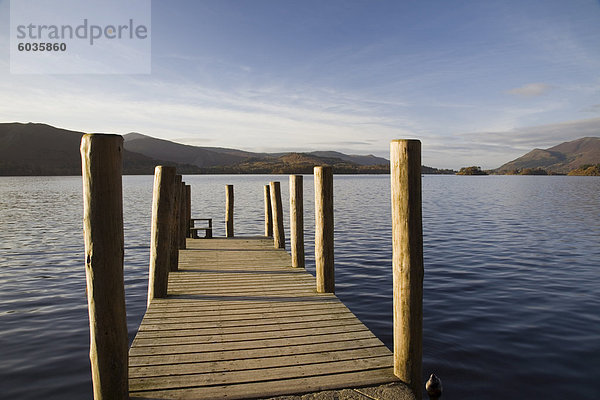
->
[179, 181, 186, 250]
[169, 175, 182, 271]
[314, 166, 334, 293]
[289, 175, 305, 268]
[269, 181, 285, 249]
[226, 184, 234, 238]
[148, 165, 176, 306]
[264, 184, 273, 237]
[185, 184, 191, 238]
[426, 373, 443, 400]
[390, 139, 424, 398]
[80, 134, 128, 400]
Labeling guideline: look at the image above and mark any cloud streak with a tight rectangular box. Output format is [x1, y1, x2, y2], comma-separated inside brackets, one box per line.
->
[506, 83, 552, 98]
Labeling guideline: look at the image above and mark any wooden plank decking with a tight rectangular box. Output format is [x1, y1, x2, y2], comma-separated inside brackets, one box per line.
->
[128, 237, 406, 399]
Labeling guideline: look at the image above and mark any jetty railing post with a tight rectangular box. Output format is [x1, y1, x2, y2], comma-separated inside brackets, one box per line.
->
[80, 134, 128, 400]
[179, 181, 186, 249]
[390, 139, 424, 398]
[289, 175, 305, 268]
[269, 181, 285, 249]
[148, 165, 176, 306]
[314, 166, 334, 293]
[264, 184, 273, 237]
[226, 184, 234, 238]
[169, 174, 182, 271]
[185, 184, 191, 238]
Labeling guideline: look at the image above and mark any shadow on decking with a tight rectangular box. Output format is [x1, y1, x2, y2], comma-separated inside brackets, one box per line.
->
[176, 269, 305, 275]
[166, 294, 339, 303]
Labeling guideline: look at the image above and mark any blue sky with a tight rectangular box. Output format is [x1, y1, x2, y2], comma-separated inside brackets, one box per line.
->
[1, 0, 600, 169]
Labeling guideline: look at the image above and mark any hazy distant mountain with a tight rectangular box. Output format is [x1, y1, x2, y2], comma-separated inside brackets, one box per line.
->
[124, 133, 390, 167]
[0, 123, 202, 175]
[123, 132, 258, 167]
[496, 137, 600, 174]
[273, 150, 388, 166]
[0, 122, 452, 175]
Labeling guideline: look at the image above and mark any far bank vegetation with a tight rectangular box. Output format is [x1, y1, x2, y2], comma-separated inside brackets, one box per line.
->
[457, 166, 488, 175]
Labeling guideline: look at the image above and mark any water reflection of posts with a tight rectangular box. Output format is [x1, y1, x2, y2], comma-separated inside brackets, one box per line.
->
[264, 184, 273, 237]
[226, 184, 234, 237]
[80, 134, 128, 400]
[289, 175, 305, 268]
[148, 165, 176, 305]
[390, 139, 424, 399]
[270, 181, 285, 249]
[314, 166, 334, 293]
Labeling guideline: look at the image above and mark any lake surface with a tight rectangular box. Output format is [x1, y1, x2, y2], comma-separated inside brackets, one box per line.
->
[0, 175, 598, 399]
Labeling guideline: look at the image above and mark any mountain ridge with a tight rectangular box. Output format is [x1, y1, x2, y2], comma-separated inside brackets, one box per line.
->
[0, 122, 455, 175]
[496, 137, 600, 174]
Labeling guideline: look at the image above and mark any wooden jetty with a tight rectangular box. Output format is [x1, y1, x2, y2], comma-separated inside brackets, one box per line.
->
[80, 135, 427, 400]
[129, 237, 408, 399]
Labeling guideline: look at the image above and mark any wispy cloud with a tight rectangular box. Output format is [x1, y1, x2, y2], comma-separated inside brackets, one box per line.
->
[582, 104, 600, 114]
[506, 83, 552, 98]
[425, 117, 600, 169]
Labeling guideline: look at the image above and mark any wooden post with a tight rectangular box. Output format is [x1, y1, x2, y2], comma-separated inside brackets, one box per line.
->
[289, 175, 305, 268]
[179, 181, 186, 249]
[148, 165, 176, 306]
[169, 175, 182, 271]
[426, 374, 442, 400]
[80, 134, 128, 400]
[264, 184, 273, 237]
[269, 181, 285, 249]
[226, 184, 234, 238]
[185, 184, 191, 238]
[314, 166, 334, 293]
[390, 139, 424, 398]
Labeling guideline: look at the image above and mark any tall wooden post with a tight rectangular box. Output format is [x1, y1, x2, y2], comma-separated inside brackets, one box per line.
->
[289, 175, 305, 268]
[169, 175, 182, 271]
[314, 166, 334, 293]
[80, 134, 128, 400]
[390, 139, 423, 398]
[179, 181, 186, 249]
[148, 166, 176, 306]
[269, 181, 285, 249]
[185, 185, 191, 238]
[226, 184, 234, 238]
[264, 184, 273, 237]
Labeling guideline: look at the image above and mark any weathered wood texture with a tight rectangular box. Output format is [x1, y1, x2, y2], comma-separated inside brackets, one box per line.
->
[179, 182, 186, 250]
[314, 166, 334, 293]
[185, 185, 191, 238]
[226, 184, 234, 238]
[270, 181, 285, 249]
[169, 175, 182, 272]
[390, 140, 424, 398]
[289, 175, 305, 268]
[148, 166, 176, 305]
[128, 237, 404, 400]
[80, 134, 128, 400]
[264, 184, 273, 237]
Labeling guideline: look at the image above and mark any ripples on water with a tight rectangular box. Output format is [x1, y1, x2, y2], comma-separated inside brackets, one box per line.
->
[0, 175, 598, 399]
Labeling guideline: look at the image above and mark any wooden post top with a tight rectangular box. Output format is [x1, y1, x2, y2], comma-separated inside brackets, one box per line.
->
[390, 139, 421, 143]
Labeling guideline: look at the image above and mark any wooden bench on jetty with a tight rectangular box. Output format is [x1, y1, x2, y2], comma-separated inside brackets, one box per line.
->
[189, 218, 213, 239]
[80, 135, 430, 400]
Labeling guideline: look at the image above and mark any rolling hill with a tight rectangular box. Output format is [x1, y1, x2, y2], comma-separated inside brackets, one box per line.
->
[0, 122, 453, 175]
[0, 123, 203, 175]
[496, 137, 600, 174]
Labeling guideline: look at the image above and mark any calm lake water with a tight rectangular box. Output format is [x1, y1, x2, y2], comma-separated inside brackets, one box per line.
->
[0, 175, 598, 399]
